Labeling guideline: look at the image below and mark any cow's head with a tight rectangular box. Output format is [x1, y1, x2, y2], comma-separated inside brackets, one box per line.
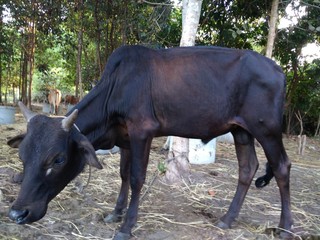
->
[7, 102, 102, 224]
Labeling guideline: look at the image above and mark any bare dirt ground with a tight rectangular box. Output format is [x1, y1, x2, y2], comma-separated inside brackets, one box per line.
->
[0, 106, 319, 240]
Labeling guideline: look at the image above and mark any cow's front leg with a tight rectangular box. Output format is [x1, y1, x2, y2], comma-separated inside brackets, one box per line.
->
[105, 148, 131, 223]
[114, 138, 152, 240]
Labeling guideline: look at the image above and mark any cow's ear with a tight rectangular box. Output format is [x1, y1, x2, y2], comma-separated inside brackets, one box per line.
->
[75, 134, 103, 169]
[7, 134, 26, 148]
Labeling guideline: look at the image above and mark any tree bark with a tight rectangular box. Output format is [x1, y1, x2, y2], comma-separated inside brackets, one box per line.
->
[315, 114, 320, 137]
[0, 50, 2, 104]
[21, 49, 28, 105]
[94, 0, 103, 76]
[5, 60, 13, 104]
[77, 29, 83, 98]
[76, 0, 84, 99]
[165, 0, 203, 184]
[180, 0, 202, 46]
[265, 0, 279, 58]
[27, 18, 36, 108]
[0, 13, 2, 104]
[121, 0, 128, 45]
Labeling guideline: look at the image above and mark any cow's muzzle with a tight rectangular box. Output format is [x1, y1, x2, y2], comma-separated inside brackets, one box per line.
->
[8, 208, 29, 224]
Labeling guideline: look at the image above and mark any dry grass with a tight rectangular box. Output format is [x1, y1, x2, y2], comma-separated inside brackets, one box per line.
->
[0, 108, 319, 239]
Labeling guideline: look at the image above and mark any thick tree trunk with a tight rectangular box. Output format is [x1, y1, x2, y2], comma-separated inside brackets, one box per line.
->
[265, 0, 279, 58]
[180, 0, 202, 46]
[165, 0, 203, 184]
[165, 137, 190, 183]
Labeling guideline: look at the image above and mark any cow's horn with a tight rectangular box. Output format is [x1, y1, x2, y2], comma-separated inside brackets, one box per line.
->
[61, 109, 78, 132]
[18, 101, 37, 122]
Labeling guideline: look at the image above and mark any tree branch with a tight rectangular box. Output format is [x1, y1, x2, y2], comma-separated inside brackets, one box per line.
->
[140, 0, 174, 6]
[301, 1, 320, 10]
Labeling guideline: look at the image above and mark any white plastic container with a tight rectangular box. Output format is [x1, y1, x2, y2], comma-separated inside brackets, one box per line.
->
[188, 138, 216, 164]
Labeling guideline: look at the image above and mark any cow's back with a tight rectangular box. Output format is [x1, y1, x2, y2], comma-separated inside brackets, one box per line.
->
[102, 45, 286, 139]
[142, 47, 285, 137]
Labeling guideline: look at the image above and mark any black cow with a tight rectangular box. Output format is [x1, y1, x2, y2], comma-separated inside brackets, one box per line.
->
[7, 45, 293, 240]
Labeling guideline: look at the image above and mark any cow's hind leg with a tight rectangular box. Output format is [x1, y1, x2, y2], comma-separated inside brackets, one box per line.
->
[218, 128, 259, 228]
[104, 148, 131, 223]
[258, 137, 293, 237]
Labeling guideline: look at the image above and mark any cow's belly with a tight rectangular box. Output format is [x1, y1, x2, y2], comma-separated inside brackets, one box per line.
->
[155, 110, 236, 140]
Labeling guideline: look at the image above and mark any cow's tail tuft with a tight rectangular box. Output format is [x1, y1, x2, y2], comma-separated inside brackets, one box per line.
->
[255, 163, 274, 188]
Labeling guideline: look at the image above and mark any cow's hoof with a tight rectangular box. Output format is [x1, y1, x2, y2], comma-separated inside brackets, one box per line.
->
[279, 231, 294, 240]
[113, 232, 131, 240]
[216, 220, 230, 229]
[265, 227, 294, 239]
[104, 213, 122, 223]
[104, 210, 126, 223]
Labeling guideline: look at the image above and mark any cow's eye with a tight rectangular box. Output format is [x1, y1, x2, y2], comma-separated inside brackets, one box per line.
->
[54, 157, 65, 165]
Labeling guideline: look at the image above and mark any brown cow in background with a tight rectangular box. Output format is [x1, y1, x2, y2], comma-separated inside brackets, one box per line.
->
[64, 95, 80, 106]
[48, 89, 61, 115]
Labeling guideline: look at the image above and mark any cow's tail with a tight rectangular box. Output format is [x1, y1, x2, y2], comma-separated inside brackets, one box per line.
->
[255, 163, 274, 188]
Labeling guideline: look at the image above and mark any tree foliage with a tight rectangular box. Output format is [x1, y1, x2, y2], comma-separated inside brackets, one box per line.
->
[0, 0, 319, 135]
[274, 0, 320, 135]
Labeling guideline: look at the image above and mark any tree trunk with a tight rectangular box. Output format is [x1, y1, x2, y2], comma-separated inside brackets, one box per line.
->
[0, 13, 2, 104]
[94, 0, 103, 76]
[4, 64, 8, 103]
[165, 0, 203, 184]
[296, 111, 306, 155]
[121, 1, 128, 45]
[21, 44, 28, 105]
[18, 49, 23, 102]
[315, 114, 320, 137]
[12, 83, 16, 103]
[76, 0, 84, 99]
[104, 0, 112, 66]
[5, 60, 12, 104]
[104, 20, 109, 65]
[265, 0, 279, 58]
[27, 19, 36, 108]
[0, 50, 2, 104]
[110, 15, 115, 52]
[180, 0, 203, 46]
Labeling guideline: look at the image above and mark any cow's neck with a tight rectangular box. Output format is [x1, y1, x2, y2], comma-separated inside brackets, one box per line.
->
[67, 87, 109, 149]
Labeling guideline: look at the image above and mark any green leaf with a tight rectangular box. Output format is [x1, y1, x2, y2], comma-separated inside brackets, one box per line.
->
[157, 161, 166, 174]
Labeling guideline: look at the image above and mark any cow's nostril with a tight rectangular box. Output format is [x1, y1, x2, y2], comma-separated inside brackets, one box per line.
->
[8, 208, 29, 224]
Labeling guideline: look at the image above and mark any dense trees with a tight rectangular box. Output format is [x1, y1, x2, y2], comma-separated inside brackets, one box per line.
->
[0, 0, 319, 136]
[1, 0, 173, 103]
